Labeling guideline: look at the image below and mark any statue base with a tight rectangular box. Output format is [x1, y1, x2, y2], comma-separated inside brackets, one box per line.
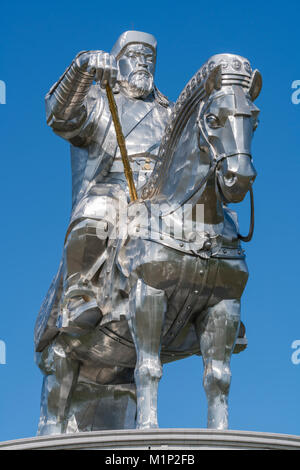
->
[0, 429, 300, 450]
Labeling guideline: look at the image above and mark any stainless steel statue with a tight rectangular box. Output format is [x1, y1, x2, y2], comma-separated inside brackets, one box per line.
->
[35, 31, 262, 434]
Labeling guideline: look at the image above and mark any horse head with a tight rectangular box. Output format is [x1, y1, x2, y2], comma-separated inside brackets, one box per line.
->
[198, 54, 261, 203]
[142, 53, 261, 222]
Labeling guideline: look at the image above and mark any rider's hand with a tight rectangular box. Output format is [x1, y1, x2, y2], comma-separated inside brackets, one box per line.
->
[75, 51, 118, 89]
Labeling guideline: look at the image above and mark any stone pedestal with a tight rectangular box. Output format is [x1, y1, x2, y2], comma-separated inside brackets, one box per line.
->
[0, 429, 300, 450]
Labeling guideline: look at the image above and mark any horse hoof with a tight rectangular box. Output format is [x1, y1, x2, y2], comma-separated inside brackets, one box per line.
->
[136, 422, 159, 430]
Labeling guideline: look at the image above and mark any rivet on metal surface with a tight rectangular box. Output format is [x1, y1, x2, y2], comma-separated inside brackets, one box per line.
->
[204, 240, 212, 251]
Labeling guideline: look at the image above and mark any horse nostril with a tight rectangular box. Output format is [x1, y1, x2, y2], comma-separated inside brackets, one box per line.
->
[223, 172, 237, 187]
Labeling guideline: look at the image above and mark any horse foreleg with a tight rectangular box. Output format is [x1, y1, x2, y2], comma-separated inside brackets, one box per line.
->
[128, 279, 166, 429]
[196, 299, 240, 430]
[36, 338, 80, 435]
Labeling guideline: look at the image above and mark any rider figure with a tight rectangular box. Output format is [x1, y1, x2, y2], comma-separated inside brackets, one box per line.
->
[35, 31, 173, 350]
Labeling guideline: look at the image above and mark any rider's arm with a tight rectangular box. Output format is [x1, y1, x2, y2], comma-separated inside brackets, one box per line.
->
[45, 51, 117, 147]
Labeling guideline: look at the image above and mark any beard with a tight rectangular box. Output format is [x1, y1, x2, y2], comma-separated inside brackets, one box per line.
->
[120, 70, 154, 99]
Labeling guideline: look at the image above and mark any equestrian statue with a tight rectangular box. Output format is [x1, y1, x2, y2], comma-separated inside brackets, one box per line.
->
[34, 30, 262, 434]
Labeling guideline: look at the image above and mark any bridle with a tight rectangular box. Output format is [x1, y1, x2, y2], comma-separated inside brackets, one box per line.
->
[196, 100, 255, 243]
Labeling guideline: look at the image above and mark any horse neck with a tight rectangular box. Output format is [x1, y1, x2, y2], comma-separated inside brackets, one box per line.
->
[193, 170, 224, 228]
[153, 108, 224, 228]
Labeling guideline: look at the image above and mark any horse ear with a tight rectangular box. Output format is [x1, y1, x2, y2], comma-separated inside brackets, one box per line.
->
[205, 65, 222, 95]
[248, 69, 262, 101]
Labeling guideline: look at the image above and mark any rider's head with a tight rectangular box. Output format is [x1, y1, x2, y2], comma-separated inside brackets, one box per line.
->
[111, 31, 156, 99]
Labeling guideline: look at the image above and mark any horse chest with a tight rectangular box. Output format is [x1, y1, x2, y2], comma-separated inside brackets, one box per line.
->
[161, 255, 248, 356]
[161, 256, 218, 344]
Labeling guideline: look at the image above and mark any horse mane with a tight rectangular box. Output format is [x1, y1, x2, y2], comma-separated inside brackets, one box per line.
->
[141, 65, 207, 200]
[141, 53, 253, 200]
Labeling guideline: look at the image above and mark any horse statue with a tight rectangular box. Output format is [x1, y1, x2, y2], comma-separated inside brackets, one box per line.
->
[35, 53, 261, 434]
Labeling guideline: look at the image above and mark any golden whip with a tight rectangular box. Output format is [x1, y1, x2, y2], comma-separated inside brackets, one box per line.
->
[105, 83, 138, 202]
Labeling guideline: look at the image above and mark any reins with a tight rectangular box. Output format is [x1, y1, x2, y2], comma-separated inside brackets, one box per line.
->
[237, 185, 254, 242]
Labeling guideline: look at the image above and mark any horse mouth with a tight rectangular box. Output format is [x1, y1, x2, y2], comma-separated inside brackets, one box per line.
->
[217, 175, 250, 203]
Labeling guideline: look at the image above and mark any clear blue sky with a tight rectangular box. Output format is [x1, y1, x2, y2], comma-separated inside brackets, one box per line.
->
[1, 0, 300, 441]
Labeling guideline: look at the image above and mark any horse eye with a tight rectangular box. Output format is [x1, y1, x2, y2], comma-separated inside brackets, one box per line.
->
[206, 114, 221, 129]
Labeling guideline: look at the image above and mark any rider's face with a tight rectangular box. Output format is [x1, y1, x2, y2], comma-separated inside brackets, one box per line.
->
[118, 44, 155, 99]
